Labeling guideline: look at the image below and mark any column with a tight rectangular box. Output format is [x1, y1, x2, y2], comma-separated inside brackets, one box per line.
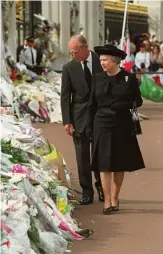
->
[87, 1, 99, 50]
[42, 0, 59, 22]
[99, 1, 105, 46]
[59, 1, 70, 54]
[41, 1, 51, 20]
[160, 1, 163, 40]
[0, 1, 8, 78]
[0, 1, 13, 87]
[50, 0, 60, 24]
[42, 0, 59, 25]
[70, 1, 80, 36]
[155, 15, 159, 41]
[79, 1, 88, 39]
[8, 2, 16, 61]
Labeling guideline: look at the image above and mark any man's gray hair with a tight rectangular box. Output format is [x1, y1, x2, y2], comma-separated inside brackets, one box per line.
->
[69, 34, 88, 47]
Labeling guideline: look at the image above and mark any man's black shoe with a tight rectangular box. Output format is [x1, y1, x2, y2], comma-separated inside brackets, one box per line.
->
[97, 187, 104, 202]
[95, 182, 104, 202]
[79, 197, 93, 205]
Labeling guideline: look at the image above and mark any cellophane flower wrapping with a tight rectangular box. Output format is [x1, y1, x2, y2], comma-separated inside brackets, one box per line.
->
[0, 110, 93, 253]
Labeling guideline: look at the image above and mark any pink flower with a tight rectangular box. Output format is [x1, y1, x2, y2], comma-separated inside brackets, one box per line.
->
[12, 164, 29, 175]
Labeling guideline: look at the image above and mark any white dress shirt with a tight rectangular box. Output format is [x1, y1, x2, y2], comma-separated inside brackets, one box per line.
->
[20, 46, 37, 66]
[135, 51, 150, 69]
[81, 51, 92, 74]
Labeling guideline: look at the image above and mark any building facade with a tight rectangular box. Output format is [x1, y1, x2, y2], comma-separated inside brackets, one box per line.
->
[41, 1, 105, 53]
[134, 0, 163, 41]
[4, 1, 163, 67]
[105, 1, 148, 43]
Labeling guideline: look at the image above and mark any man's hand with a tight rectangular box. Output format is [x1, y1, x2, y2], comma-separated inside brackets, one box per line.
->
[64, 124, 74, 136]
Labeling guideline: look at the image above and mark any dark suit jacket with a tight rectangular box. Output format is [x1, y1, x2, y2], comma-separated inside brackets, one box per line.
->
[36, 47, 43, 65]
[61, 51, 103, 133]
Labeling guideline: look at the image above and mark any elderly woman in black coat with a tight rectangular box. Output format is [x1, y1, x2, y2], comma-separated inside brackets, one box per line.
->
[87, 45, 145, 214]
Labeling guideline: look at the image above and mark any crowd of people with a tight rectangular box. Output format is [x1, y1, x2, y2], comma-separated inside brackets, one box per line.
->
[111, 33, 163, 73]
[130, 33, 163, 72]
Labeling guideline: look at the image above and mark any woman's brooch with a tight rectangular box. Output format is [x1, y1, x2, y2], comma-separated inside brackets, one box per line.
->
[125, 76, 129, 82]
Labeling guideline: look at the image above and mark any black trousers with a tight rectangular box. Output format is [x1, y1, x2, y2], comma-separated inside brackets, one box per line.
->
[73, 131, 102, 198]
[26, 65, 44, 75]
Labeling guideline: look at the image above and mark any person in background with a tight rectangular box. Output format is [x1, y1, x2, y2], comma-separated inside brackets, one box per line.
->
[87, 44, 145, 214]
[61, 35, 104, 205]
[130, 33, 146, 53]
[160, 43, 163, 66]
[130, 42, 136, 59]
[20, 36, 43, 75]
[144, 32, 151, 42]
[19, 36, 37, 69]
[143, 40, 151, 53]
[129, 42, 136, 72]
[16, 39, 28, 62]
[149, 45, 163, 71]
[135, 43, 150, 72]
[33, 39, 43, 66]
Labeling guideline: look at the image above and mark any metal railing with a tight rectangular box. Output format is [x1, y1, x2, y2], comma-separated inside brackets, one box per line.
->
[53, 70, 163, 75]
[134, 71, 163, 74]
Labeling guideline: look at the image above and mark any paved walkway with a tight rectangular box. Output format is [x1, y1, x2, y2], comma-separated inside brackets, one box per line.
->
[36, 101, 163, 254]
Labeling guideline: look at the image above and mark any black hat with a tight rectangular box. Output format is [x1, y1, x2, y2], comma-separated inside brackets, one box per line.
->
[94, 44, 127, 60]
[25, 36, 35, 43]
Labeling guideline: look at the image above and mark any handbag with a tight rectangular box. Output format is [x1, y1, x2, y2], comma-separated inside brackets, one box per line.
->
[131, 101, 142, 135]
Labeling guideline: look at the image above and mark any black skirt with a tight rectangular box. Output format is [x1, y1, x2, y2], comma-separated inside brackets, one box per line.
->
[91, 124, 145, 173]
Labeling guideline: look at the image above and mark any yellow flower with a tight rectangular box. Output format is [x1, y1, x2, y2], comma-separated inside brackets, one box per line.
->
[57, 198, 67, 214]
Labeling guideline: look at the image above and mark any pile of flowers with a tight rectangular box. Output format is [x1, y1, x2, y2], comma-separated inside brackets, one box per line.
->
[1, 59, 63, 124]
[2, 34, 62, 124]
[14, 69, 62, 124]
[0, 113, 93, 254]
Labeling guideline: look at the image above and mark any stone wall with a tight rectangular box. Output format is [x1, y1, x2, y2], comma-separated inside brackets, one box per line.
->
[134, 0, 163, 41]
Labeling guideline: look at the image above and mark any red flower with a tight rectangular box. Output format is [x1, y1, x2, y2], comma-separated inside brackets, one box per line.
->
[123, 61, 133, 72]
[10, 69, 17, 81]
[152, 75, 161, 86]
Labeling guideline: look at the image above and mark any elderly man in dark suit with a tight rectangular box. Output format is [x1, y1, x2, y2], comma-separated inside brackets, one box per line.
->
[61, 35, 104, 205]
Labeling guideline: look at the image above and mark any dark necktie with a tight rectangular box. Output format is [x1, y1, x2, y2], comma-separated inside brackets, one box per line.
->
[83, 61, 92, 91]
[30, 48, 34, 65]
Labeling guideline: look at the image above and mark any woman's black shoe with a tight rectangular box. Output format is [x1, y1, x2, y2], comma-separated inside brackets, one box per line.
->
[103, 207, 112, 215]
[111, 200, 119, 211]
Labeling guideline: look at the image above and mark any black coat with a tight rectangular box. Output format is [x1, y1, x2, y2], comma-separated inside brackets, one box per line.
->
[87, 69, 145, 172]
[87, 69, 143, 134]
[61, 51, 103, 133]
